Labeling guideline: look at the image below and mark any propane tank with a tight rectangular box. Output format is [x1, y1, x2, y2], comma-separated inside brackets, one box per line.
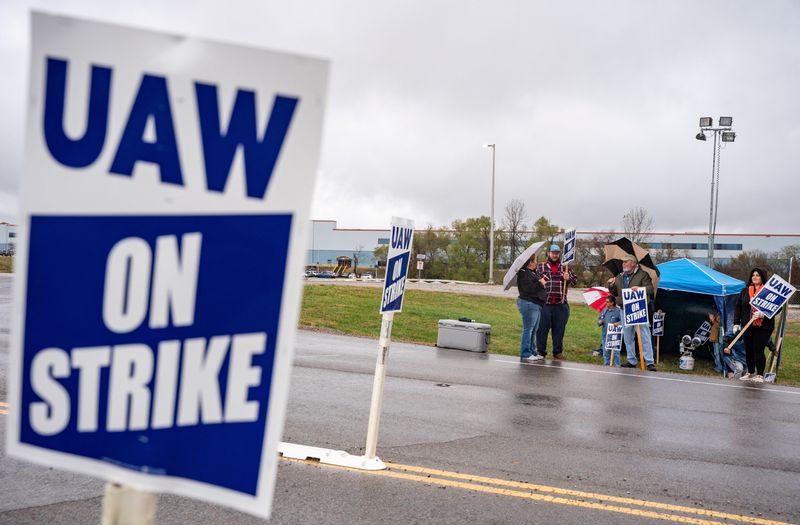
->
[679, 352, 695, 370]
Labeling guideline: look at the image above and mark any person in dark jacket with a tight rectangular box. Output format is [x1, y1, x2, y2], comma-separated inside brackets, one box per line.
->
[733, 267, 775, 383]
[607, 254, 657, 371]
[517, 256, 546, 363]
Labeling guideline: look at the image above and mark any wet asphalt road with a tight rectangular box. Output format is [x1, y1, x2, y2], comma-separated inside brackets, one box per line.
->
[1, 272, 799, 523]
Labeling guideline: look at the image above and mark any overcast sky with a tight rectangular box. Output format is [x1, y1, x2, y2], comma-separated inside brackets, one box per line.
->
[2, 0, 799, 233]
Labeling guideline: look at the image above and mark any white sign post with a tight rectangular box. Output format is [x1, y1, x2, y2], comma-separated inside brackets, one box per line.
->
[7, 13, 328, 520]
[365, 217, 414, 459]
[622, 287, 649, 370]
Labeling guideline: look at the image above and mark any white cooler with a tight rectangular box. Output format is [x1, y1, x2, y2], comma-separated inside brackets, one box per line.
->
[436, 319, 491, 352]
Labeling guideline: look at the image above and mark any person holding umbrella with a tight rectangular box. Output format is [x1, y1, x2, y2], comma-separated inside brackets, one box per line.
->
[516, 256, 546, 363]
[732, 268, 774, 383]
[535, 244, 576, 360]
[607, 254, 657, 371]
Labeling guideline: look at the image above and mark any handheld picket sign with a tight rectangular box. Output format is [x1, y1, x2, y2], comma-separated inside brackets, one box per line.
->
[750, 275, 797, 319]
[622, 288, 649, 326]
[6, 13, 328, 520]
[652, 312, 665, 336]
[694, 321, 712, 345]
[604, 324, 623, 366]
[652, 311, 665, 364]
[622, 287, 649, 369]
[562, 229, 576, 264]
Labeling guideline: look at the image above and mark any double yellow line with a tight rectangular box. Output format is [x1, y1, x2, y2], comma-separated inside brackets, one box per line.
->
[0, 401, 7, 415]
[282, 457, 793, 525]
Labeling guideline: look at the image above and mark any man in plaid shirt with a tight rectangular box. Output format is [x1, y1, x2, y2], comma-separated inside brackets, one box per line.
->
[535, 244, 577, 359]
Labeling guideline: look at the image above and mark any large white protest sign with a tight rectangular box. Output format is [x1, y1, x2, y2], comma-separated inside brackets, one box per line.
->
[652, 312, 665, 336]
[562, 229, 576, 264]
[622, 288, 649, 326]
[750, 275, 797, 319]
[6, 13, 328, 519]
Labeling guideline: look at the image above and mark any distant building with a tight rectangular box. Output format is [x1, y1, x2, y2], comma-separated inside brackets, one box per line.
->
[305, 219, 800, 268]
[0, 222, 17, 254]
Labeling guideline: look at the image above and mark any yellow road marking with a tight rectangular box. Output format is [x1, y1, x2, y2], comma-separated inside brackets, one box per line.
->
[387, 462, 791, 525]
[0, 401, 8, 406]
[0, 409, 7, 415]
[281, 457, 793, 525]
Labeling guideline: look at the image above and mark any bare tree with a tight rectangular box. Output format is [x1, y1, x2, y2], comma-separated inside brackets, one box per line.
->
[501, 199, 529, 264]
[621, 207, 654, 245]
[352, 244, 364, 276]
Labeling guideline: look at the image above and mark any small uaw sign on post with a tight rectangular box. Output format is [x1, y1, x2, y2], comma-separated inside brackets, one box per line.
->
[6, 13, 328, 520]
[279, 218, 413, 472]
[622, 288, 649, 370]
[366, 217, 414, 460]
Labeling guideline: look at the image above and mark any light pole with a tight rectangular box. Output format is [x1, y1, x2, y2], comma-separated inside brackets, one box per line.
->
[483, 143, 496, 284]
[695, 117, 736, 268]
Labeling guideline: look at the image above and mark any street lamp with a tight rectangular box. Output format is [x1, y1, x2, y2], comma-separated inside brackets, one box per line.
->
[695, 117, 735, 268]
[483, 143, 496, 284]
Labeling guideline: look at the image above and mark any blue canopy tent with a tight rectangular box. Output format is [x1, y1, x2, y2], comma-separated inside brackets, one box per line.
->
[655, 258, 745, 355]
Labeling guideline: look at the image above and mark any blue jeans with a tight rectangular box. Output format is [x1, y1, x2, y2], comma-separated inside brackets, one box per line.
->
[603, 347, 621, 366]
[517, 298, 542, 359]
[536, 303, 570, 356]
[622, 317, 654, 365]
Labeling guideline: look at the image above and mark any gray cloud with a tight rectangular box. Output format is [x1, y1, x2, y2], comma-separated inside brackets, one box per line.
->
[2, 0, 798, 234]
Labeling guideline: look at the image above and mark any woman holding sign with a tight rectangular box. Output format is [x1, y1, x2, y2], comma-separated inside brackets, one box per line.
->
[733, 268, 775, 383]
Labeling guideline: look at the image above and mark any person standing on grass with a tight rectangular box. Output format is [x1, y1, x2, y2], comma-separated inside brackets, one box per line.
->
[516, 256, 546, 363]
[733, 268, 774, 383]
[535, 244, 576, 360]
[598, 296, 622, 365]
[607, 254, 657, 371]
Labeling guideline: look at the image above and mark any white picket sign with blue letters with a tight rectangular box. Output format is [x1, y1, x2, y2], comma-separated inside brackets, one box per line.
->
[562, 228, 576, 264]
[6, 13, 328, 519]
[622, 287, 649, 326]
[380, 217, 414, 313]
[750, 275, 797, 319]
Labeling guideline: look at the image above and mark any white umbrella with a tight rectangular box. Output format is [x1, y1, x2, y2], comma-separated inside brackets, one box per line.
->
[502, 241, 547, 291]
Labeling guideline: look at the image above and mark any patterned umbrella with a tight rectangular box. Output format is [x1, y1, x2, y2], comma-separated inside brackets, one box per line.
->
[603, 237, 660, 290]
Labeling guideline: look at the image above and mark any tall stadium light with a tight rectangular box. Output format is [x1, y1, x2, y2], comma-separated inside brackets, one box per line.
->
[695, 116, 736, 268]
[483, 143, 496, 284]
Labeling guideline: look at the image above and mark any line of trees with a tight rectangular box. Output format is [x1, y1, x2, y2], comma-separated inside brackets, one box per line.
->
[371, 201, 799, 295]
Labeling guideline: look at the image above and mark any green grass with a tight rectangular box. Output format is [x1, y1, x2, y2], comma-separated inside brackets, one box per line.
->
[300, 284, 800, 387]
[0, 256, 12, 273]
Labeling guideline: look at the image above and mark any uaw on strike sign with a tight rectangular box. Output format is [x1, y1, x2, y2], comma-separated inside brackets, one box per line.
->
[6, 13, 328, 519]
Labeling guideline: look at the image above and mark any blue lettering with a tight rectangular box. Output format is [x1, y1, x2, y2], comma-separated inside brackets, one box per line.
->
[195, 83, 298, 199]
[402, 228, 412, 250]
[391, 227, 401, 249]
[43, 57, 111, 168]
[109, 75, 183, 185]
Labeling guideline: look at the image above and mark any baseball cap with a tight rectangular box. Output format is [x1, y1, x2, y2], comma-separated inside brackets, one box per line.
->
[548, 244, 561, 252]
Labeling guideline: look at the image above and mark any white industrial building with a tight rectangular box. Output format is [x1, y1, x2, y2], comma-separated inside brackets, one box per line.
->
[0, 222, 17, 254]
[305, 219, 800, 268]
